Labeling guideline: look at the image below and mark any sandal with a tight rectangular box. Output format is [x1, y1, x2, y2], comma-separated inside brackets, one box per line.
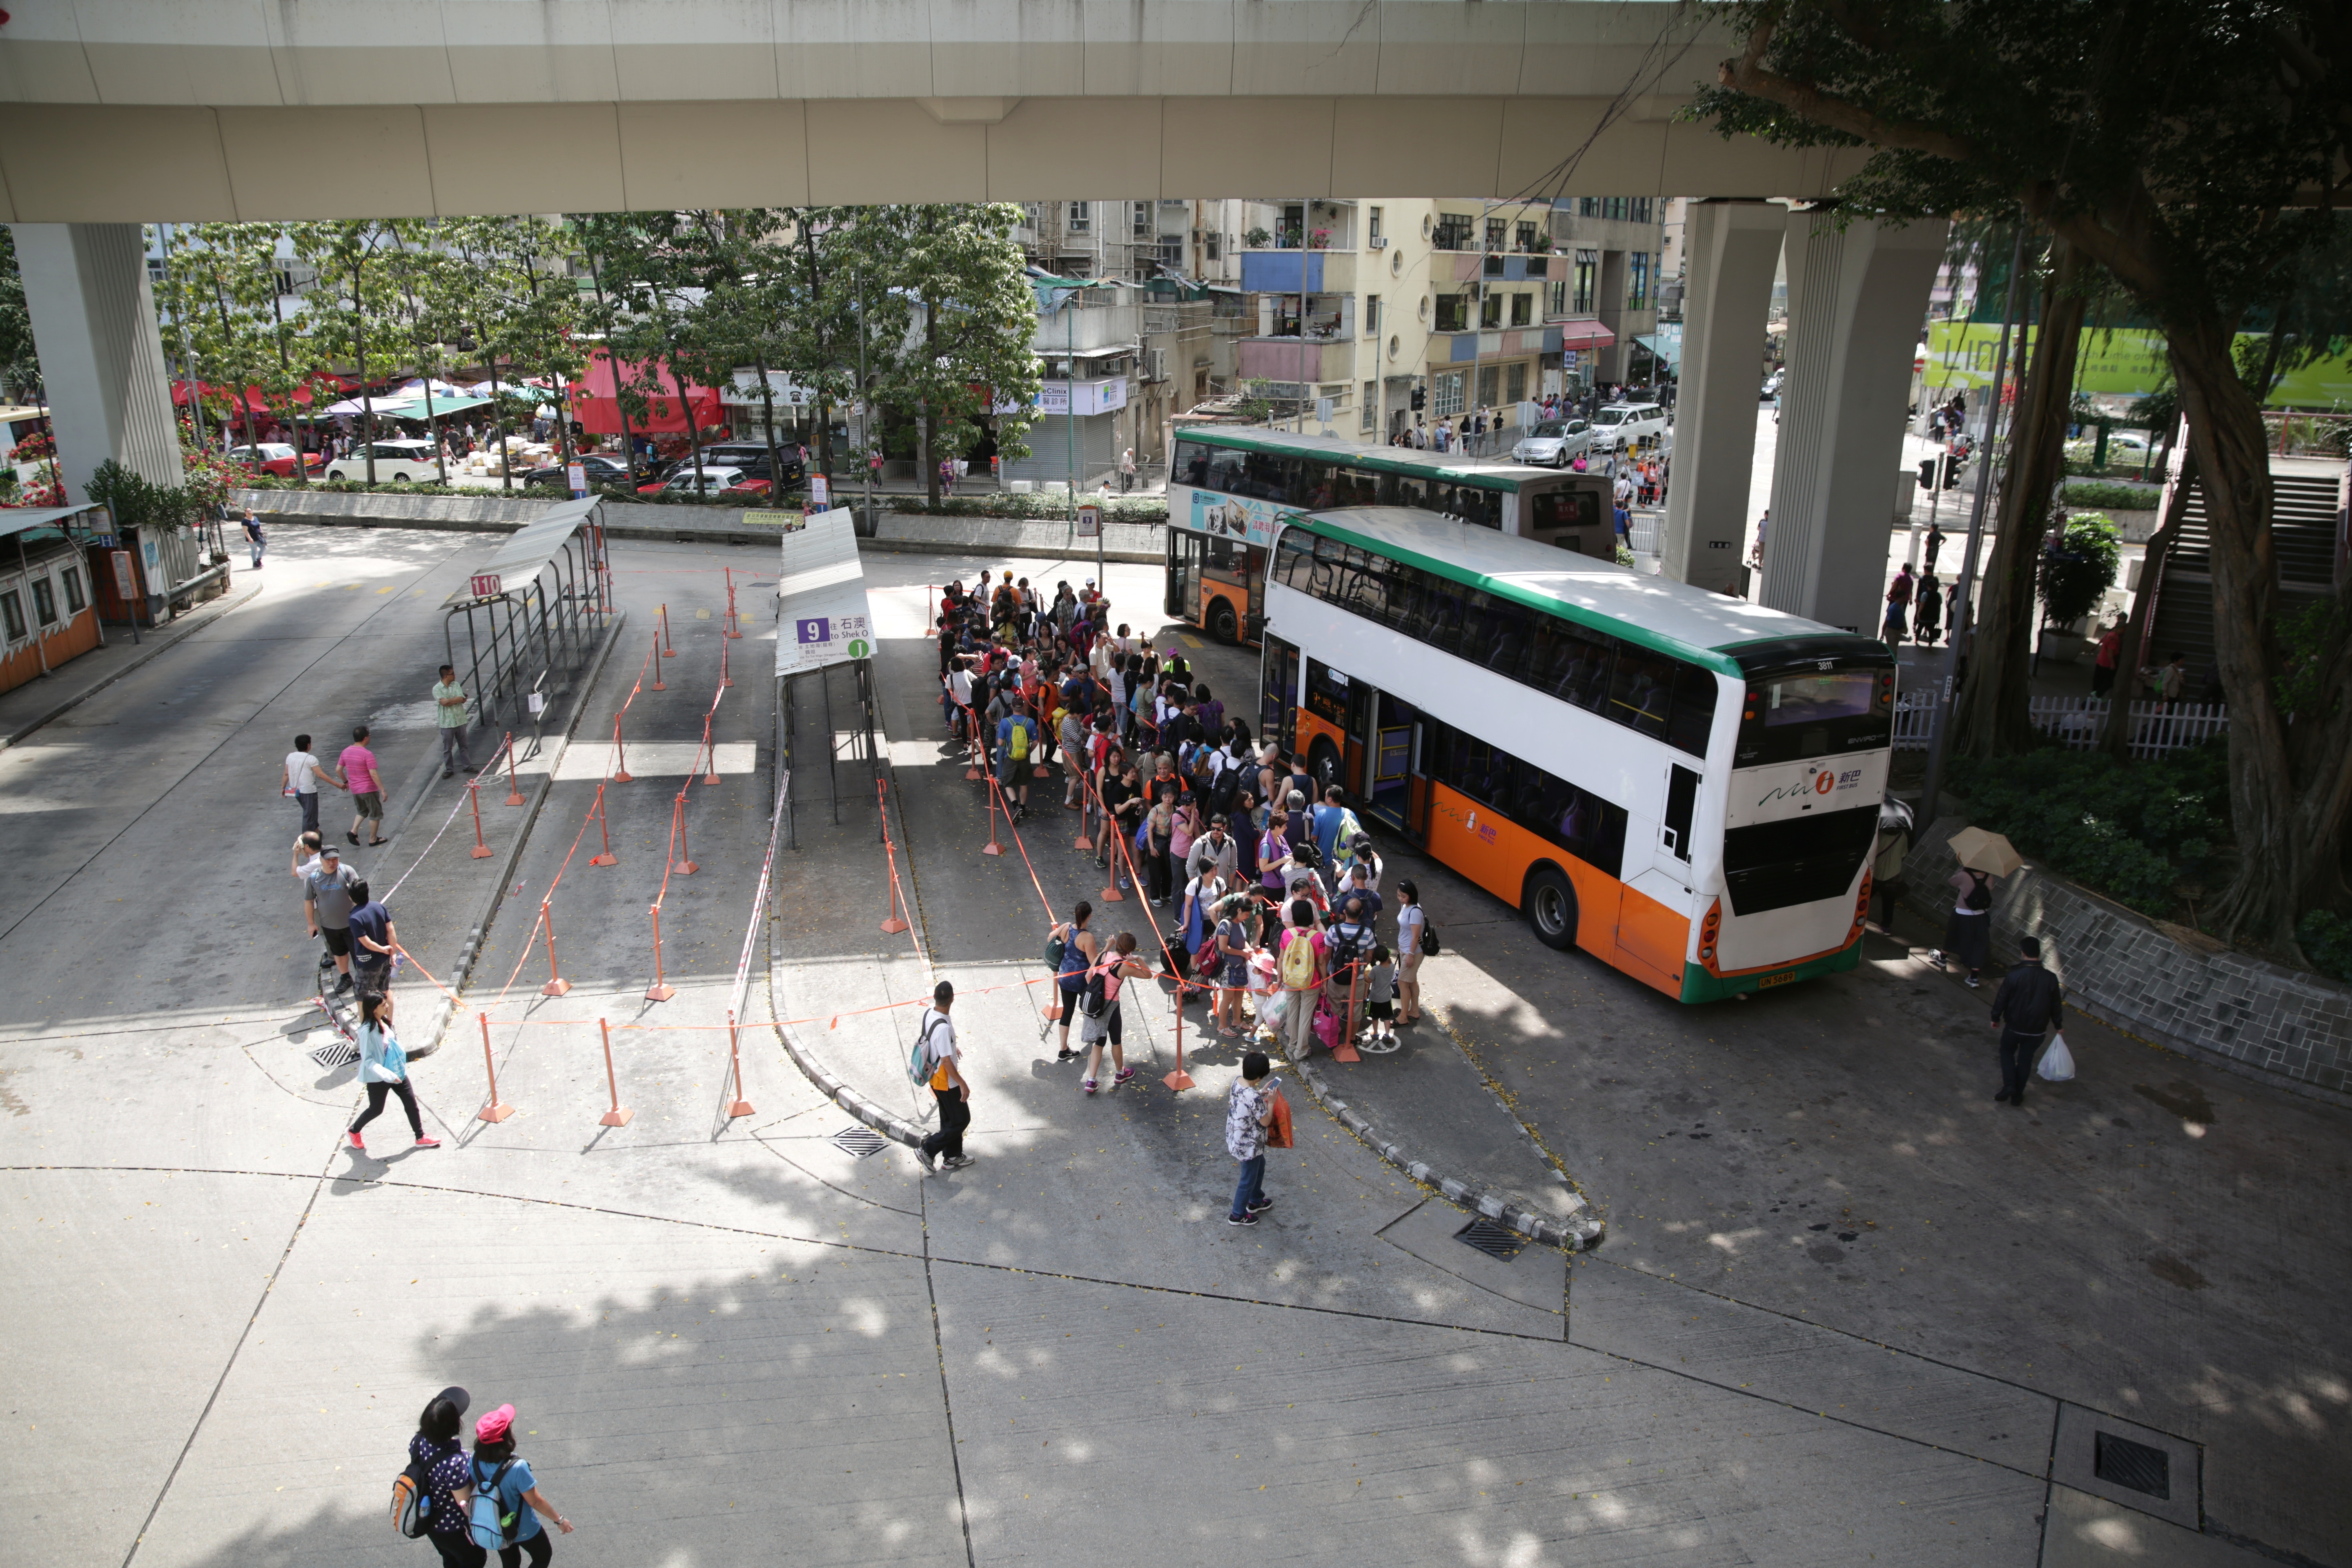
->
[368, 838, 390, 846]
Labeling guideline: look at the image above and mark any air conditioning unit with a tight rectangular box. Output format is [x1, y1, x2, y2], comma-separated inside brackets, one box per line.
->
[1368, 236, 1389, 250]
[1147, 348, 1170, 383]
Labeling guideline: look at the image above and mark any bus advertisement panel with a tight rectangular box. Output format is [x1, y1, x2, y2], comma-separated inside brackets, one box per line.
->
[1260, 507, 1895, 1002]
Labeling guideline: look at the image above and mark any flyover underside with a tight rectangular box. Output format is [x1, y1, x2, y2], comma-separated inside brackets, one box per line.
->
[0, 97, 1865, 223]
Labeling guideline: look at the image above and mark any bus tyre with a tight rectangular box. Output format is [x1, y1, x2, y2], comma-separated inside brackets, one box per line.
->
[1207, 598, 1238, 645]
[1526, 865, 1579, 952]
[1308, 739, 1344, 800]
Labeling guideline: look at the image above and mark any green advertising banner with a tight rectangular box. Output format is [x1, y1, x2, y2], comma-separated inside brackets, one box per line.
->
[1924, 322, 2352, 409]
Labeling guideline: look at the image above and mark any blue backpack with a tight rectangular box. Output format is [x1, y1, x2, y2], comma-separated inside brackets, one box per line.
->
[468, 1457, 522, 1551]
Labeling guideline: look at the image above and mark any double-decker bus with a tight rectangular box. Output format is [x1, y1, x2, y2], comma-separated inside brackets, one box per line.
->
[1165, 427, 1612, 646]
[1261, 508, 1896, 1002]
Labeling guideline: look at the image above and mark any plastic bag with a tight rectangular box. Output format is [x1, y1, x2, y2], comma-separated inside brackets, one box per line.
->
[2037, 1031, 2076, 1082]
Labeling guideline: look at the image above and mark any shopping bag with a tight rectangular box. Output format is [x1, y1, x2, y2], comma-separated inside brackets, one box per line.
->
[2037, 1031, 2076, 1082]
[1267, 1090, 1294, 1149]
[1312, 998, 1345, 1051]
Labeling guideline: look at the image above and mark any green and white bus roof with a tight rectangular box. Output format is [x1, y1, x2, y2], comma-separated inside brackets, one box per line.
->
[1176, 425, 1565, 490]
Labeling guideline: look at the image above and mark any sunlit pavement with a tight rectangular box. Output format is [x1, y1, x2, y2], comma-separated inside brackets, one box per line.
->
[0, 527, 2334, 1568]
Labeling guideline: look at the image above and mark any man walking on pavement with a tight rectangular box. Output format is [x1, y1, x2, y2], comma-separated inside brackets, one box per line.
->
[347, 881, 397, 999]
[1987, 935, 2065, 1106]
[304, 845, 363, 993]
[281, 733, 344, 837]
[341, 725, 388, 847]
[242, 508, 265, 569]
[432, 664, 479, 779]
[915, 982, 975, 1172]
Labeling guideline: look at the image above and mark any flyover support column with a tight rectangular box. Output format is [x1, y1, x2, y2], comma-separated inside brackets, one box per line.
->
[1658, 200, 1784, 594]
[1757, 207, 1949, 632]
[8, 223, 183, 502]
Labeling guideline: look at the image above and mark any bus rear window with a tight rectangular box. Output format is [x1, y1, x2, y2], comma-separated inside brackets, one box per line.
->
[1525, 487, 1600, 531]
[1760, 672, 1879, 726]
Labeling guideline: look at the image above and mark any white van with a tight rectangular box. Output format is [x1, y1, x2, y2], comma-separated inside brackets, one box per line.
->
[325, 440, 439, 483]
[1590, 401, 1666, 452]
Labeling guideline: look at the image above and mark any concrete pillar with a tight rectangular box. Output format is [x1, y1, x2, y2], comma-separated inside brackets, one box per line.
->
[8, 223, 183, 505]
[1659, 200, 1784, 594]
[1758, 208, 1949, 632]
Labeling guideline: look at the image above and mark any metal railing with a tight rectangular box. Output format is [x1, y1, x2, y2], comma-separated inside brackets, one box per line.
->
[1892, 690, 2228, 760]
[443, 522, 612, 762]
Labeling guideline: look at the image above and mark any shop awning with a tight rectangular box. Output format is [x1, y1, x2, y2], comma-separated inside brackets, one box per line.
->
[173, 380, 321, 414]
[1633, 332, 1681, 370]
[1555, 320, 1616, 351]
[573, 349, 722, 435]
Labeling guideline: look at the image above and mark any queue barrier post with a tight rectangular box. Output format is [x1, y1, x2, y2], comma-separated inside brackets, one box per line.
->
[597, 1018, 635, 1127]
[466, 775, 494, 859]
[1164, 975, 1194, 1091]
[963, 701, 984, 782]
[538, 899, 572, 997]
[878, 782, 912, 935]
[980, 772, 1005, 857]
[1072, 782, 1094, 851]
[651, 629, 667, 691]
[477, 1013, 515, 1122]
[588, 783, 617, 866]
[701, 715, 722, 785]
[724, 568, 744, 639]
[724, 1009, 755, 1118]
[671, 794, 699, 875]
[502, 730, 526, 806]
[645, 902, 677, 1002]
[659, 602, 676, 657]
[1330, 961, 1364, 1063]
[719, 635, 733, 690]
[611, 713, 633, 783]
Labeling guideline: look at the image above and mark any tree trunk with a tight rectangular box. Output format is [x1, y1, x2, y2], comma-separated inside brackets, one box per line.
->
[1951, 238, 2086, 759]
[923, 302, 940, 505]
[483, 339, 510, 492]
[667, 350, 706, 492]
[355, 265, 377, 486]
[2098, 448, 2192, 761]
[802, 223, 836, 479]
[754, 355, 783, 503]
[2167, 316, 2352, 948]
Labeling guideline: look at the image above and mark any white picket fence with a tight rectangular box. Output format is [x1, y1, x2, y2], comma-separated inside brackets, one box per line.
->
[1891, 691, 2227, 760]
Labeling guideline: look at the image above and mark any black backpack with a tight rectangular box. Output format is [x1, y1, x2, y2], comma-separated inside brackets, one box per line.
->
[1964, 871, 1991, 911]
[1080, 963, 1111, 1019]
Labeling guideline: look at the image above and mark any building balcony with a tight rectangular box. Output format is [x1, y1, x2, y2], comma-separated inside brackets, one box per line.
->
[1238, 337, 1356, 383]
[1237, 249, 1357, 297]
[1027, 299, 1141, 356]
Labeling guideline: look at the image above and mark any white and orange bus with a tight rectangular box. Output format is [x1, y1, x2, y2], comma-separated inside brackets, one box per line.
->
[1260, 508, 1897, 1002]
[1165, 426, 1613, 647]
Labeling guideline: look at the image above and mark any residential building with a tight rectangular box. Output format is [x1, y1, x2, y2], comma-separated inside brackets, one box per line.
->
[1549, 196, 1669, 389]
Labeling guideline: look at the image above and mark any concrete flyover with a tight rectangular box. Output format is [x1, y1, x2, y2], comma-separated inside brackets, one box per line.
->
[0, 0, 1866, 220]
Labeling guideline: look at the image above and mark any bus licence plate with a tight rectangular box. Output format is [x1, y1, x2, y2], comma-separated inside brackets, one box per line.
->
[1758, 970, 1797, 989]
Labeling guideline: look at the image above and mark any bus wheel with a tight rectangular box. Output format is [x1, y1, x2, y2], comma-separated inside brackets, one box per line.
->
[1206, 597, 1238, 644]
[1308, 739, 1344, 800]
[1526, 865, 1579, 951]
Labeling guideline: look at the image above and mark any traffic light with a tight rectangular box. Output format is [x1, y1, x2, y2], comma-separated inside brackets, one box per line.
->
[1939, 453, 1963, 489]
[1917, 459, 1936, 491]
[1410, 386, 1427, 412]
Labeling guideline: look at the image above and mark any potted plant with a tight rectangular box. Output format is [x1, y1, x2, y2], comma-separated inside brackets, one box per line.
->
[1307, 228, 1331, 250]
[1244, 227, 1272, 249]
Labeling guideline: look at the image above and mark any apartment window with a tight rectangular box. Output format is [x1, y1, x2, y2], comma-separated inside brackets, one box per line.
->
[1480, 290, 1503, 329]
[1433, 213, 1474, 251]
[1485, 217, 1508, 250]
[1432, 370, 1466, 417]
[1361, 381, 1377, 432]
[1574, 250, 1598, 313]
[1630, 197, 1654, 224]
[30, 576, 57, 626]
[1628, 252, 1652, 310]
[1434, 293, 1469, 332]
[1022, 203, 1042, 229]
[1365, 295, 1381, 336]
[1577, 197, 1597, 218]
[1477, 365, 1501, 408]
[1068, 202, 1091, 232]
[1506, 363, 1527, 404]
[1205, 230, 1221, 260]
[1368, 206, 1384, 241]
[1134, 201, 1152, 237]
[1510, 292, 1533, 327]
[1516, 220, 1539, 253]
[1548, 279, 1567, 316]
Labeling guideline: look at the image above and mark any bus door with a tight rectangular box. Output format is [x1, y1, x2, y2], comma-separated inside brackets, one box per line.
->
[1362, 690, 1425, 840]
[1343, 676, 1377, 799]
[1260, 635, 1300, 755]
[1166, 530, 1202, 621]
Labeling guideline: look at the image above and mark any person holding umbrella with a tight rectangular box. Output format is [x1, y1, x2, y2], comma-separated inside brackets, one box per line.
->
[1928, 827, 2022, 989]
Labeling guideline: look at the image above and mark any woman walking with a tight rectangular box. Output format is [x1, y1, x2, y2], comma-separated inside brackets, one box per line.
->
[1051, 900, 1100, 1062]
[1393, 878, 1427, 1026]
[411, 1387, 484, 1568]
[469, 1403, 572, 1567]
[347, 991, 440, 1153]
[1077, 932, 1156, 1094]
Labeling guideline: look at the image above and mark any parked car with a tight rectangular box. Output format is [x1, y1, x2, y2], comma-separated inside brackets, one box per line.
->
[641, 465, 750, 499]
[690, 443, 807, 490]
[521, 454, 636, 492]
[324, 440, 439, 483]
[1590, 401, 1668, 452]
[1510, 419, 1596, 468]
[1761, 368, 1785, 401]
[227, 442, 324, 478]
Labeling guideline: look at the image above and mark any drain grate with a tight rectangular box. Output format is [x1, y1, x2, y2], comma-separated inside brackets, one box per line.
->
[308, 1039, 360, 1069]
[2094, 1432, 2172, 1500]
[831, 1125, 889, 1159]
[1454, 1218, 1526, 1262]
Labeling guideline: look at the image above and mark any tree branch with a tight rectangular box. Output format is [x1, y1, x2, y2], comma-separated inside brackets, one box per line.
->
[1717, 40, 1979, 164]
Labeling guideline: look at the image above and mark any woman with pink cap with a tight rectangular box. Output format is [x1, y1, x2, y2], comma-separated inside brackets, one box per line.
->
[469, 1403, 571, 1566]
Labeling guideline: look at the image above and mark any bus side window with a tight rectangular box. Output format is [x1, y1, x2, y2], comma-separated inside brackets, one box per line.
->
[1551, 624, 1614, 713]
[1385, 474, 1429, 510]
[1205, 447, 1249, 495]
[1336, 468, 1379, 507]
[1460, 488, 1502, 530]
[1307, 535, 1347, 602]
[1174, 440, 1212, 489]
[1481, 599, 1531, 679]
[1421, 581, 1466, 657]
[1666, 663, 1719, 757]
[1274, 535, 1312, 589]
[1526, 617, 1570, 691]
[1345, 547, 1395, 622]
[1606, 645, 1675, 739]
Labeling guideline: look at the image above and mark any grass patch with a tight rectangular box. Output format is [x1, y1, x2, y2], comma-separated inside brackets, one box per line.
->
[2061, 480, 2161, 511]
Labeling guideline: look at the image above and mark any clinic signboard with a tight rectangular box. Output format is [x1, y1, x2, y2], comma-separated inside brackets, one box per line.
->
[1034, 377, 1129, 418]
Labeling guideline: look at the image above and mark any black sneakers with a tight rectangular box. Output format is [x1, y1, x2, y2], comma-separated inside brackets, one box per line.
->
[1226, 1211, 1258, 1227]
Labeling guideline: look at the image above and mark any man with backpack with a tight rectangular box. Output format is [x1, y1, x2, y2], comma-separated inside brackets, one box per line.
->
[913, 982, 973, 1172]
[1325, 895, 1378, 1043]
[995, 702, 1037, 821]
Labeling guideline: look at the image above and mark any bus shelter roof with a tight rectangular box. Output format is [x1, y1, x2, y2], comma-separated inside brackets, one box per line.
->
[439, 497, 599, 609]
[774, 508, 873, 678]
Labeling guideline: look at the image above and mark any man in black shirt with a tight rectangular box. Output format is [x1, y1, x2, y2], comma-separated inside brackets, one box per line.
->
[1987, 935, 2065, 1106]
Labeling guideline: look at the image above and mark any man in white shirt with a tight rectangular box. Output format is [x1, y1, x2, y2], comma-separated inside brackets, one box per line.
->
[914, 982, 973, 1172]
[280, 732, 345, 836]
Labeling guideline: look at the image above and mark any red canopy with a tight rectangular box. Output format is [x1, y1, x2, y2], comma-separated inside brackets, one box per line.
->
[172, 379, 325, 414]
[575, 350, 723, 435]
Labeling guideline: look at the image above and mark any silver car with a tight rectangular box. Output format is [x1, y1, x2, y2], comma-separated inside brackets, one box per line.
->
[1510, 418, 1596, 468]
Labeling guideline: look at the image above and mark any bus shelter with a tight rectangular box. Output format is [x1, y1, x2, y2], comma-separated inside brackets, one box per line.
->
[440, 497, 612, 760]
[773, 507, 879, 851]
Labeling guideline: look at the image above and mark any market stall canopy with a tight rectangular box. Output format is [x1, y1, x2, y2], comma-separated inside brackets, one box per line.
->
[574, 349, 722, 435]
[172, 379, 318, 414]
[774, 509, 874, 677]
[439, 497, 601, 610]
[1633, 329, 1682, 370]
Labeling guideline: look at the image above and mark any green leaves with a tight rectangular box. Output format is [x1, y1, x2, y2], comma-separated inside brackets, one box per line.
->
[2038, 512, 2122, 629]
[1950, 742, 2230, 917]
